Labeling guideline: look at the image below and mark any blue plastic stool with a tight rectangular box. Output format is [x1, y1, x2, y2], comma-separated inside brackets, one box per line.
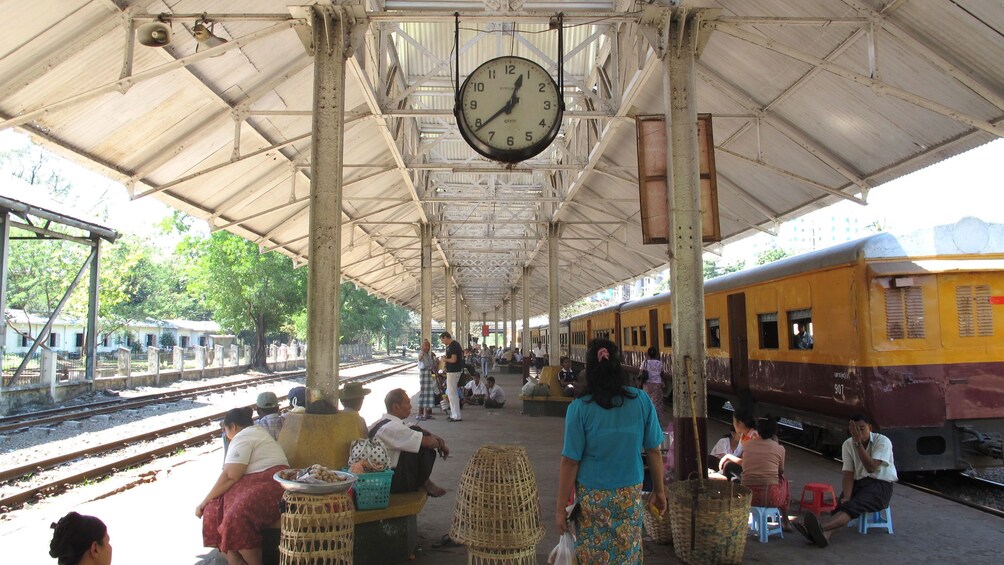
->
[748, 506, 784, 543]
[848, 506, 893, 534]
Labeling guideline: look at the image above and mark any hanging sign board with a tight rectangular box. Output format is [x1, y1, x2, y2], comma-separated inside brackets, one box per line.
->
[482, 324, 490, 337]
[635, 113, 721, 244]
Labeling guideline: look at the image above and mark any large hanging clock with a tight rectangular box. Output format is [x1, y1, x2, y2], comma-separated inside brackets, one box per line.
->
[455, 56, 563, 163]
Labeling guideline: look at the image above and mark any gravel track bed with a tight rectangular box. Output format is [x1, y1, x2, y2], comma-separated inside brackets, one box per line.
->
[0, 359, 406, 504]
[906, 472, 1004, 514]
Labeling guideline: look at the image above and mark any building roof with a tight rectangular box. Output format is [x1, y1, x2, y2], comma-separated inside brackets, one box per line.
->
[1, 1, 1000, 319]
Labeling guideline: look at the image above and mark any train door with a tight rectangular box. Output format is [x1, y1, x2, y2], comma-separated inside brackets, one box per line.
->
[727, 293, 750, 398]
[649, 309, 659, 350]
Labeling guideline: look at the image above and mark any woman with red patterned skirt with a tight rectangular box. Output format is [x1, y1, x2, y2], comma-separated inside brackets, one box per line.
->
[196, 408, 289, 565]
[740, 417, 792, 530]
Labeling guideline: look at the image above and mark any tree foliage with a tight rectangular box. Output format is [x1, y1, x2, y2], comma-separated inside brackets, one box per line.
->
[703, 258, 746, 280]
[755, 248, 789, 265]
[187, 232, 306, 368]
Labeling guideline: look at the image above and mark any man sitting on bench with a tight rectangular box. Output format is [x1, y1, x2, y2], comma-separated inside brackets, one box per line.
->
[369, 389, 449, 497]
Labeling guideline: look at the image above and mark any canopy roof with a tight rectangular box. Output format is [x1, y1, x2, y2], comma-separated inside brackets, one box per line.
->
[1, 1, 1001, 321]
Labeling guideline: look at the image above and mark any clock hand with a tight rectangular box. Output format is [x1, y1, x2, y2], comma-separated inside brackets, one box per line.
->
[474, 75, 525, 132]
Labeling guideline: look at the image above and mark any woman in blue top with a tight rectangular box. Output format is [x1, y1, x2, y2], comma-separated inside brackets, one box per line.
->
[555, 339, 667, 564]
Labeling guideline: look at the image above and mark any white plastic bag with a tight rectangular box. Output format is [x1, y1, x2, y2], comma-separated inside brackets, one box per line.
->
[547, 532, 577, 565]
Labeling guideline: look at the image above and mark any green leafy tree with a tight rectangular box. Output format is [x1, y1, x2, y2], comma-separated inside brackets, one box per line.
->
[188, 232, 306, 369]
[377, 303, 413, 354]
[755, 248, 789, 265]
[703, 258, 746, 280]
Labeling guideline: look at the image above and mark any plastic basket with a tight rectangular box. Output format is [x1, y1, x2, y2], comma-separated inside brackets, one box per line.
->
[351, 469, 394, 510]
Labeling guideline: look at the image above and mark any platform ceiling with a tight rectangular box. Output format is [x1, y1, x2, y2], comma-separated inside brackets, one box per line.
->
[1, 1, 1001, 321]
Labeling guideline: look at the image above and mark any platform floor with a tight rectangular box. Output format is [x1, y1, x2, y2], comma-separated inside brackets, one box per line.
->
[3, 366, 1002, 563]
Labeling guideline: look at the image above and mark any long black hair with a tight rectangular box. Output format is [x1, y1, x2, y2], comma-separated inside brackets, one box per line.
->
[49, 511, 107, 565]
[582, 338, 636, 409]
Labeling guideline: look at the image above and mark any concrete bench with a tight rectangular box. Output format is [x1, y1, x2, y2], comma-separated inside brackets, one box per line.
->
[353, 491, 428, 563]
[521, 366, 574, 417]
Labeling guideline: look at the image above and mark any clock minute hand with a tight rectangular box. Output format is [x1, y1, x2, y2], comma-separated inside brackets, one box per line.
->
[474, 75, 524, 133]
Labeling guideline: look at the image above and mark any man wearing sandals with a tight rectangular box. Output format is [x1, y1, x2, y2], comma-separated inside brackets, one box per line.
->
[798, 414, 897, 547]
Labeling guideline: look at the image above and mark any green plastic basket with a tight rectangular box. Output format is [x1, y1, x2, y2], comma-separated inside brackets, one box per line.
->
[351, 469, 394, 510]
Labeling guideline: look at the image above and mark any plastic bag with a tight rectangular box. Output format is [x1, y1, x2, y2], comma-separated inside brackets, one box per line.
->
[348, 438, 389, 471]
[547, 532, 577, 565]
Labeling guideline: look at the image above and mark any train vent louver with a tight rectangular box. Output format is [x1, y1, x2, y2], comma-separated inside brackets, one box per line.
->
[975, 285, 994, 337]
[885, 287, 925, 340]
[957, 286, 975, 337]
[956, 285, 993, 337]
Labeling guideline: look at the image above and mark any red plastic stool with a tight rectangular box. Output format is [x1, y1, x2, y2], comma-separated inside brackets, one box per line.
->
[799, 483, 837, 516]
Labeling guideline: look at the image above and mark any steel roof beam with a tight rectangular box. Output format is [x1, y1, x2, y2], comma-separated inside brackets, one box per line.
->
[716, 146, 868, 206]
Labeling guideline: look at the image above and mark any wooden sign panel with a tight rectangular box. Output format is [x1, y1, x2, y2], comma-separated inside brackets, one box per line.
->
[635, 114, 721, 244]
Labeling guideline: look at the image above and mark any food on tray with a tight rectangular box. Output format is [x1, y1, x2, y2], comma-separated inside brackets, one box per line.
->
[277, 464, 348, 485]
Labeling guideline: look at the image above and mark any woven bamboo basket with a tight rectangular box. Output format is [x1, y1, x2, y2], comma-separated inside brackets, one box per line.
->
[668, 479, 751, 565]
[642, 493, 673, 544]
[279, 491, 354, 565]
[467, 545, 537, 565]
[450, 445, 545, 551]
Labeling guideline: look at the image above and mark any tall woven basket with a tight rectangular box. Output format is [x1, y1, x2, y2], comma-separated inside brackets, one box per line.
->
[450, 445, 545, 562]
[279, 492, 354, 565]
[668, 479, 751, 565]
[642, 492, 673, 544]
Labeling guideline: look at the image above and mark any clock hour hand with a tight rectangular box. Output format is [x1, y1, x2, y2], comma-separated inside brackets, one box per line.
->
[475, 75, 524, 132]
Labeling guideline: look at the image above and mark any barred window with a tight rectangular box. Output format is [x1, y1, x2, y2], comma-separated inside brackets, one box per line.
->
[758, 312, 779, 349]
[663, 324, 673, 348]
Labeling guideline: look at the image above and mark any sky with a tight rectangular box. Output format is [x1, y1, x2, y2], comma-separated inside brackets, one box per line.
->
[1, 129, 1003, 258]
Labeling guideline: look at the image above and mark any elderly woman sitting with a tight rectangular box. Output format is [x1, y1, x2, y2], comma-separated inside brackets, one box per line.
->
[197, 408, 289, 565]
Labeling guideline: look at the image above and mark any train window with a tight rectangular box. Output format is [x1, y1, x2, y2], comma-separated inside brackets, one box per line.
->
[885, 287, 925, 339]
[663, 324, 673, 347]
[640, 326, 647, 347]
[180, 335, 189, 348]
[623, 327, 631, 345]
[20, 334, 29, 347]
[787, 309, 813, 350]
[631, 327, 639, 346]
[956, 285, 994, 337]
[758, 313, 779, 349]
[101, 334, 110, 347]
[706, 319, 721, 348]
[75, 332, 85, 348]
[49, 333, 59, 347]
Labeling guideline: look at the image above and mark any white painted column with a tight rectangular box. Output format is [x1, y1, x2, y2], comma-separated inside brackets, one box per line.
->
[548, 222, 560, 366]
[420, 223, 432, 344]
[664, 11, 708, 480]
[444, 267, 453, 337]
[305, 5, 351, 406]
[521, 267, 530, 354]
[511, 288, 517, 350]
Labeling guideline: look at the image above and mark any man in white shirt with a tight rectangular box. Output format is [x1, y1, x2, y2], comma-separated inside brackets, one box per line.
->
[368, 389, 449, 497]
[799, 414, 897, 547]
[484, 376, 506, 408]
[462, 374, 488, 406]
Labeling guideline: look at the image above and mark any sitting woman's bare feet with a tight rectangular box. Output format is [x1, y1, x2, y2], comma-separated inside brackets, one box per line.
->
[424, 479, 447, 497]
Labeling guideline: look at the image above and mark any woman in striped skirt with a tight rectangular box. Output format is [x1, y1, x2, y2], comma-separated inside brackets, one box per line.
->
[416, 339, 438, 421]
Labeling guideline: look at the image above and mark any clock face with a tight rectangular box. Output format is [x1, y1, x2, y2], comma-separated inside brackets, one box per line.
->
[455, 56, 563, 163]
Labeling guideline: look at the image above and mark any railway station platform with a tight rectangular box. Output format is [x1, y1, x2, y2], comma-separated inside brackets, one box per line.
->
[3, 365, 1002, 564]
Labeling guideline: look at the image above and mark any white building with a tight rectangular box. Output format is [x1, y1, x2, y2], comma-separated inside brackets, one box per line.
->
[4, 311, 220, 354]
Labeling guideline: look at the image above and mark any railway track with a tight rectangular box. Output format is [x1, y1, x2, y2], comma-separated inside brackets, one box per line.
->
[0, 361, 416, 510]
[0, 358, 380, 434]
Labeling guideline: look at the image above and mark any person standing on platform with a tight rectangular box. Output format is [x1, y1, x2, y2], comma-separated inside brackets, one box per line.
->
[197, 408, 289, 565]
[638, 347, 667, 428]
[799, 414, 897, 548]
[369, 388, 449, 497]
[48, 511, 112, 565]
[555, 339, 666, 564]
[480, 345, 491, 378]
[440, 331, 465, 422]
[416, 339, 438, 421]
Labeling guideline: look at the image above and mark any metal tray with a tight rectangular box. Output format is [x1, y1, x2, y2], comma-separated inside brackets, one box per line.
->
[273, 469, 357, 494]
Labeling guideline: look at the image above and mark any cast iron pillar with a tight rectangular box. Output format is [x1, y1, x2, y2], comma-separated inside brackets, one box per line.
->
[84, 238, 101, 380]
[547, 222, 560, 365]
[305, 4, 353, 406]
[663, 12, 708, 480]
[511, 288, 517, 350]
